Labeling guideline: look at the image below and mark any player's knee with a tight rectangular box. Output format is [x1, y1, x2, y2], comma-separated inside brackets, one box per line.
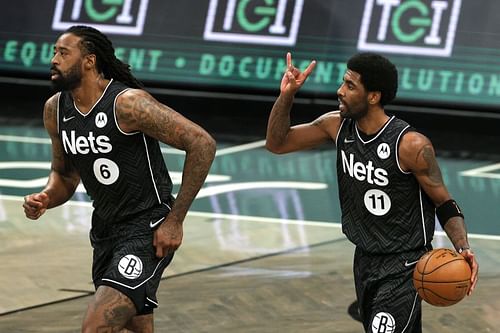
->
[81, 308, 107, 333]
[81, 311, 132, 333]
[81, 315, 96, 333]
[81, 304, 95, 333]
[81, 286, 137, 332]
[125, 313, 154, 333]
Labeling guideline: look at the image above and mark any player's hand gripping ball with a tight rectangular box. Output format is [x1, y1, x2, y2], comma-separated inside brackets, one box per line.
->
[413, 248, 471, 306]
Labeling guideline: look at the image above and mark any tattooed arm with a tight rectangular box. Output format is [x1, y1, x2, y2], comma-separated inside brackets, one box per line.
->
[116, 89, 216, 257]
[266, 109, 342, 154]
[23, 94, 81, 219]
[266, 52, 338, 153]
[399, 131, 478, 294]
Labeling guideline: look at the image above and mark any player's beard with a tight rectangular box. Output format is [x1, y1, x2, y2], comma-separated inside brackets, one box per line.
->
[50, 62, 83, 92]
[340, 99, 369, 120]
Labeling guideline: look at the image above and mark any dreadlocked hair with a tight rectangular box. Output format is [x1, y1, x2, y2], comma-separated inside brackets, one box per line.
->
[65, 25, 144, 89]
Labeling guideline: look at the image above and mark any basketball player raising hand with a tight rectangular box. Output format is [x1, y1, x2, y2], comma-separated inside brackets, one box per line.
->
[266, 52, 478, 333]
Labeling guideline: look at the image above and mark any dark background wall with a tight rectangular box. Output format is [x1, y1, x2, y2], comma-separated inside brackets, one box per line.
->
[1, 0, 500, 158]
[2, 78, 499, 160]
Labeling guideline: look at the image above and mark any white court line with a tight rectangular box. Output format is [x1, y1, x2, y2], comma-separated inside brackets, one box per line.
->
[0, 161, 231, 187]
[187, 211, 341, 228]
[2, 194, 338, 228]
[162, 140, 266, 156]
[0, 134, 50, 144]
[460, 162, 500, 179]
[196, 181, 327, 198]
[3, 194, 499, 241]
[0, 161, 51, 169]
[0, 134, 264, 157]
[215, 140, 266, 156]
[0, 177, 50, 188]
[160, 147, 185, 155]
[0, 134, 187, 156]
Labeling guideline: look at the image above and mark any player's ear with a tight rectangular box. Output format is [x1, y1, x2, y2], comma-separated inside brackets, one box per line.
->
[84, 54, 96, 70]
[368, 91, 381, 105]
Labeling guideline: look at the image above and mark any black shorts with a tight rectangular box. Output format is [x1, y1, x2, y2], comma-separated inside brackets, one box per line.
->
[353, 246, 430, 333]
[90, 201, 174, 315]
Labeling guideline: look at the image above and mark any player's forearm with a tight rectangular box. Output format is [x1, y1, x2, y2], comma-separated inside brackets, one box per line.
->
[266, 93, 294, 152]
[443, 217, 470, 251]
[43, 171, 80, 209]
[169, 136, 216, 223]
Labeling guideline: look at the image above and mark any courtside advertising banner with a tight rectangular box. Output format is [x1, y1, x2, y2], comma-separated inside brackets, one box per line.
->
[1, 0, 499, 109]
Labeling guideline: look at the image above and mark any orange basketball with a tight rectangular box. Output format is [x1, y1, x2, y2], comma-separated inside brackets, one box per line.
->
[413, 248, 471, 307]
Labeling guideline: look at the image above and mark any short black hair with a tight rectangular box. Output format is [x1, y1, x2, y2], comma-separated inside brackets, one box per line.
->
[347, 53, 398, 106]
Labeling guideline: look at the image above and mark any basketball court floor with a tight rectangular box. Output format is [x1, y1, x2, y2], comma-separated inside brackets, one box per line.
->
[0, 123, 499, 332]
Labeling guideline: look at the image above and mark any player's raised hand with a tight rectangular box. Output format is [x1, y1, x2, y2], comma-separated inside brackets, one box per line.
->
[23, 192, 49, 220]
[280, 52, 316, 95]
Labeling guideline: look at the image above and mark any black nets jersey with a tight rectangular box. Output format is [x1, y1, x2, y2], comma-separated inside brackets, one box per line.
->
[335, 116, 435, 254]
[57, 79, 173, 222]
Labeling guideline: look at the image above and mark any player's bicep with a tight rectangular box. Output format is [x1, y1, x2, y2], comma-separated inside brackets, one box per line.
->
[399, 132, 450, 205]
[116, 89, 208, 150]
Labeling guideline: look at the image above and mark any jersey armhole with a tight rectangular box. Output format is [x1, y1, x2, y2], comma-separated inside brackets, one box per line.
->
[396, 125, 413, 174]
[114, 88, 141, 136]
[335, 118, 347, 146]
[55, 92, 62, 134]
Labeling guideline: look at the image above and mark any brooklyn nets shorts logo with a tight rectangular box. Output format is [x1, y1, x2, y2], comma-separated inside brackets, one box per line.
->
[118, 254, 143, 279]
[371, 311, 395, 333]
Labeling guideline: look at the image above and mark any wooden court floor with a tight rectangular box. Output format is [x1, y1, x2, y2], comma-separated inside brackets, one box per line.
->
[1, 128, 500, 332]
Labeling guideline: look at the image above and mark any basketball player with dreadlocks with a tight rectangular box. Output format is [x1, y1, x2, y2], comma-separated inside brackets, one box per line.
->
[22, 25, 216, 332]
[265, 53, 478, 333]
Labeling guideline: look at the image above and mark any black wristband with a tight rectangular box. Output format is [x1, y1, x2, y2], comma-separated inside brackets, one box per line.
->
[436, 199, 464, 228]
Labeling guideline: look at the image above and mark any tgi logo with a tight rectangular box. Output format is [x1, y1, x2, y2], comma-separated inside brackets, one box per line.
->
[204, 0, 304, 46]
[52, 0, 149, 35]
[358, 0, 462, 57]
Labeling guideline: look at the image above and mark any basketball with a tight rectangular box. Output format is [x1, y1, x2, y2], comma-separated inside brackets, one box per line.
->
[413, 248, 471, 307]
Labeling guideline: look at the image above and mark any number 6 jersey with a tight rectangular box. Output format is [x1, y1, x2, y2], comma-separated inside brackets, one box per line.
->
[335, 116, 435, 254]
[57, 79, 173, 223]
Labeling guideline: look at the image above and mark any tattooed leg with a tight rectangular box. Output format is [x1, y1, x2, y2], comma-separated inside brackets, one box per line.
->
[124, 314, 154, 333]
[82, 286, 137, 333]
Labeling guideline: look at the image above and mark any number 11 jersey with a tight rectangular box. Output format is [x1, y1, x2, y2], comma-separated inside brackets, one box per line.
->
[335, 116, 435, 254]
